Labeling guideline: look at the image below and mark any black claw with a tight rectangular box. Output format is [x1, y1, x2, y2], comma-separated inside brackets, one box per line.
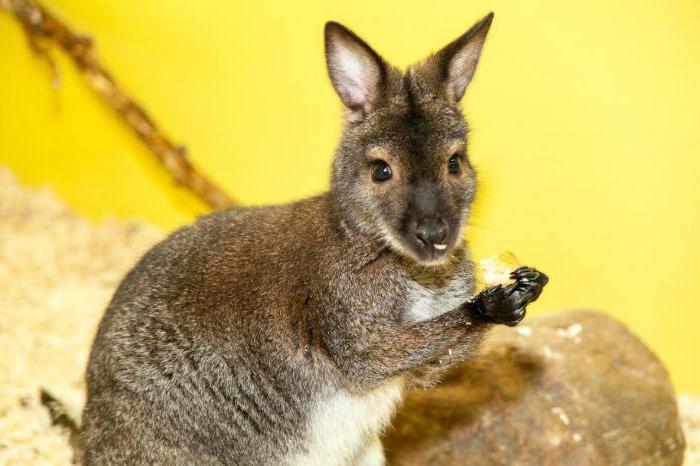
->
[511, 266, 549, 285]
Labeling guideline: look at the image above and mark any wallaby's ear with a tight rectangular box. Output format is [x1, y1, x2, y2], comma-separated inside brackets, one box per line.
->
[325, 22, 386, 114]
[423, 13, 494, 103]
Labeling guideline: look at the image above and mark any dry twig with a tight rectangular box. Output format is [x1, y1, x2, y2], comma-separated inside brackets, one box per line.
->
[1, 0, 235, 210]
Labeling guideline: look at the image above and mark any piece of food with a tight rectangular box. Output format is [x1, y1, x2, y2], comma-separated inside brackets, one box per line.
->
[477, 251, 521, 290]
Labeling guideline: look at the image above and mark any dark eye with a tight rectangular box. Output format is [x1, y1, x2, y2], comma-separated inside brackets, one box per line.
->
[371, 160, 392, 182]
[448, 154, 462, 174]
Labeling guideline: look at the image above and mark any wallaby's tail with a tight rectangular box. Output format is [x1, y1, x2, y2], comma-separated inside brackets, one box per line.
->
[40, 388, 81, 455]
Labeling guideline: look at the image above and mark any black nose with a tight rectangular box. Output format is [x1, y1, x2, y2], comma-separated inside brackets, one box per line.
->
[414, 221, 448, 247]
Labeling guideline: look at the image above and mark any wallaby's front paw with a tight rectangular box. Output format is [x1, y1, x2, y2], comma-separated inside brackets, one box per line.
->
[472, 266, 548, 326]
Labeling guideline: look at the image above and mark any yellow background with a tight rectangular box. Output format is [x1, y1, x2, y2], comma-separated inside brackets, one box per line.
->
[1, 0, 699, 392]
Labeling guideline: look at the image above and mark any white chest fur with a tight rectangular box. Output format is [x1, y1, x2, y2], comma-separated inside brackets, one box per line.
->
[284, 380, 404, 466]
[406, 274, 472, 322]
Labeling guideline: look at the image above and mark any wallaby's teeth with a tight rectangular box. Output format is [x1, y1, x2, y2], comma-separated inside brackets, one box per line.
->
[434, 244, 447, 251]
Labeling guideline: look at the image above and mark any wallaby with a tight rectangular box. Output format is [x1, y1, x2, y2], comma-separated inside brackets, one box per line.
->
[81, 12, 547, 465]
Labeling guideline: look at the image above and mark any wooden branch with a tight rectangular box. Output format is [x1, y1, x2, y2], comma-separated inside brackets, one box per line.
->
[1, 0, 236, 210]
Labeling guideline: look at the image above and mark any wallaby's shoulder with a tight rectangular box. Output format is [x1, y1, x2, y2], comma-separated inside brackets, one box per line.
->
[137, 193, 338, 270]
[180, 192, 338, 250]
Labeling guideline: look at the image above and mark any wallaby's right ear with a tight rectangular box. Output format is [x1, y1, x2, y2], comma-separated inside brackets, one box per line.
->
[325, 22, 386, 115]
[411, 13, 494, 103]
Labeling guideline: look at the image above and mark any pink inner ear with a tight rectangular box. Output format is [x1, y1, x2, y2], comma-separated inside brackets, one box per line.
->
[448, 46, 482, 101]
[337, 82, 368, 109]
[329, 44, 378, 110]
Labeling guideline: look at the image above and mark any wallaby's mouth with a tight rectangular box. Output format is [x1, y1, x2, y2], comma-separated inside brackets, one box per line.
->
[409, 238, 454, 265]
[405, 217, 456, 265]
[377, 219, 455, 265]
[394, 226, 457, 266]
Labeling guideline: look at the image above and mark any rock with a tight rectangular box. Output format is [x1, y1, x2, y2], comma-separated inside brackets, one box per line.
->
[384, 310, 685, 466]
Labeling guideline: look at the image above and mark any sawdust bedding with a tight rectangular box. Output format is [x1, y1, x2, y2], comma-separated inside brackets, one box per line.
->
[0, 165, 698, 465]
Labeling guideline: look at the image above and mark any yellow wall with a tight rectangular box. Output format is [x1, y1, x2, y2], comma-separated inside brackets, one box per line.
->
[1, 0, 699, 392]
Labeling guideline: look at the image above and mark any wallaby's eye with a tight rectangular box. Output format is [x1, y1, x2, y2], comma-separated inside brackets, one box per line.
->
[448, 154, 462, 174]
[370, 160, 392, 182]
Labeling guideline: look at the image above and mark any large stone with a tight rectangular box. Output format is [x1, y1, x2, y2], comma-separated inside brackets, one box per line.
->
[385, 310, 685, 466]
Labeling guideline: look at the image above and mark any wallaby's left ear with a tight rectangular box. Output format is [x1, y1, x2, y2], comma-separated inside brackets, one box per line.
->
[430, 12, 494, 102]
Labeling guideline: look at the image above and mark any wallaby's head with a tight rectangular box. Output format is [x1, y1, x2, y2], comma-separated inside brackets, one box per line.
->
[327, 13, 493, 265]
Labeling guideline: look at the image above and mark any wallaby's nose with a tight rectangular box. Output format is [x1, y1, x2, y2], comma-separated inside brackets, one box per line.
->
[414, 221, 448, 250]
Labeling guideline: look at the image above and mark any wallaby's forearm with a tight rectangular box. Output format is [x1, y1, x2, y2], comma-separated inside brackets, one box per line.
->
[329, 266, 549, 390]
[328, 303, 488, 389]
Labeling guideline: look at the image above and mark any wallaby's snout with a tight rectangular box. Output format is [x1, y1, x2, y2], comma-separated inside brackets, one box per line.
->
[409, 181, 451, 259]
[414, 220, 448, 249]
[326, 14, 493, 265]
[414, 218, 449, 256]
